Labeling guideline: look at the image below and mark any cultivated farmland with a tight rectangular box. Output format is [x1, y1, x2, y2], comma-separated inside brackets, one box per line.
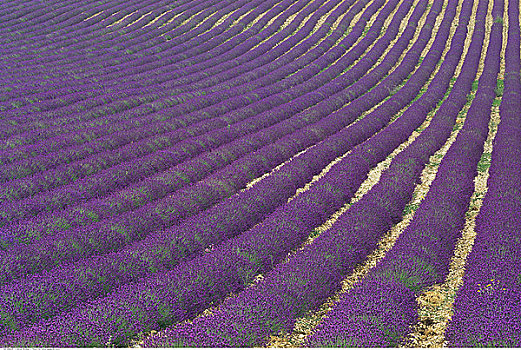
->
[0, 0, 520, 347]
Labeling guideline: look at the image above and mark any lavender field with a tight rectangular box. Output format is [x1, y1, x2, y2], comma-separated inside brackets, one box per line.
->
[0, 0, 520, 347]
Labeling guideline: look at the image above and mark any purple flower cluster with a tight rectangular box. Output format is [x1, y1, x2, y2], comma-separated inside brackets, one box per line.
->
[446, 0, 521, 346]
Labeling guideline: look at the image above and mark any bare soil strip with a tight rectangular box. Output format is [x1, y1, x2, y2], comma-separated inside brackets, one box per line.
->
[211, 4, 259, 30]
[123, 11, 153, 28]
[82, 10, 105, 22]
[142, 9, 175, 28]
[107, 10, 138, 28]
[243, 0, 318, 49]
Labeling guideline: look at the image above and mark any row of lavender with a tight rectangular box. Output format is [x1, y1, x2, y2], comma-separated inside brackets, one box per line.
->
[0, 0, 384, 205]
[0, 0, 448, 342]
[0, 0, 250, 86]
[0, 0, 378, 131]
[0, 0, 412, 258]
[0, 0, 370, 219]
[0, 0, 398, 330]
[0, 0, 232, 106]
[0, 0, 394, 215]
[307, 0, 505, 345]
[445, 0, 521, 345]
[1, 0, 354, 171]
[2, 0, 424, 288]
[0, 0, 358, 180]
[1, 0, 313, 148]
[1, 0, 308, 157]
[0, 0, 437, 344]
[141, 0, 492, 346]
[0, 0, 401, 283]
[2, 0, 516, 347]
[5, 0, 354, 121]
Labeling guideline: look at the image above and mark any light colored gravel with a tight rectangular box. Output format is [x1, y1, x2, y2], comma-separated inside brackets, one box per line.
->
[123, 11, 153, 28]
[143, 9, 175, 28]
[247, 0, 318, 51]
[107, 10, 138, 28]
[82, 10, 104, 22]
[159, 4, 218, 31]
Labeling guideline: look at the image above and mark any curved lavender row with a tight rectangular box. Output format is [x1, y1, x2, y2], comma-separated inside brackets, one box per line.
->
[445, 0, 521, 345]
[1, 0, 247, 73]
[0, 0, 219, 94]
[0, 0, 68, 22]
[0, 0, 333, 157]
[0, 0, 24, 18]
[0, 2, 350, 163]
[0, 0, 400, 221]
[0, 0, 175, 38]
[0, 0, 120, 30]
[0, 0, 235, 106]
[0, 0, 351, 178]
[0, 0, 361, 154]
[1, 0, 192, 52]
[0, 0, 273, 120]
[0, 0, 120, 40]
[0, 0, 197, 58]
[3, 1, 261, 83]
[0, 0, 418, 260]
[0, 0, 275, 123]
[0, 0, 468, 344]
[0, 0, 378, 237]
[0, 0, 445, 333]
[142, 1, 490, 344]
[0, 0, 288, 117]
[0, 0, 140, 35]
[307, 2, 506, 348]
[0, 0, 280, 101]
[0, 0, 105, 38]
[0, 3, 196, 60]
[0, 0, 418, 285]
[0, 5, 163, 75]
[0, 1, 322, 190]
[3, 0, 354, 144]
[0, 0, 218, 68]
[0, 0, 175, 51]
[0, 0, 187, 56]
[3, 0, 362, 141]
[0, 108, 371, 339]
[0, 4, 449, 344]
[0, 0, 115, 32]
[0, 0, 273, 97]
